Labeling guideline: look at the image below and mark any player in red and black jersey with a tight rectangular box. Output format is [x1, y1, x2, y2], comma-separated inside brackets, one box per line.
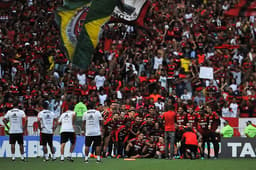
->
[150, 122, 164, 141]
[176, 106, 186, 141]
[156, 137, 165, 159]
[140, 117, 155, 137]
[130, 116, 142, 139]
[197, 109, 210, 159]
[206, 106, 220, 159]
[115, 122, 131, 158]
[102, 113, 118, 157]
[175, 106, 187, 158]
[142, 136, 156, 158]
[125, 133, 145, 158]
[186, 107, 198, 129]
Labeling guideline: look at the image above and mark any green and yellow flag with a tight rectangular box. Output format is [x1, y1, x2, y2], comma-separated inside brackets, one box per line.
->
[72, 0, 118, 69]
[55, 0, 92, 60]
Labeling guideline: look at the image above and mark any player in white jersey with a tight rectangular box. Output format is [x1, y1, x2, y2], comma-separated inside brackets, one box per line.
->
[82, 103, 103, 163]
[3, 100, 27, 161]
[38, 101, 57, 161]
[58, 104, 76, 161]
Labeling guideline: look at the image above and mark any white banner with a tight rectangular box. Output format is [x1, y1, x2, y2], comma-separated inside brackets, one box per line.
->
[199, 66, 214, 80]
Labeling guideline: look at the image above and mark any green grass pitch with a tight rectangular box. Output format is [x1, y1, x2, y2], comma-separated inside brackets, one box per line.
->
[0, 158, 254, 170]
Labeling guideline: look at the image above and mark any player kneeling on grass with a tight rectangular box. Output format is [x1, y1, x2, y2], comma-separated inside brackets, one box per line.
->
[156, 137, 165, 159]
[125, 133, 145, 158]
[3, 100, 27, 161]
[141, 136, 156, 158]
[37, 101, 57, 161]
[181, 126, 199, 160]
[82, 103, 103, 163]
[58, 104, 76, 162]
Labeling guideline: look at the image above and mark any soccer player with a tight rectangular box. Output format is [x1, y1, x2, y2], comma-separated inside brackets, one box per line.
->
[125, 133, 145, 158]
[197, 109, 209, 159]
[37, 101, 57, 161]
[58, 104, 76, 162]
[181, 126, 198, 160]
[186, 107, 198, 129]
[115, 122, 131, 158]
[206, 106, 220, 159]
[102, 113, 118, 158]
[82, 103, 103, 163]
[3, 100, 27, 161]
[156, 137, 166, 159]
[175, 106, 186, 158]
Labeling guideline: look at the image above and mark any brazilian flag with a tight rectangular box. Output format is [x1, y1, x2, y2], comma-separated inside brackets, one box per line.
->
[55, 0, 92, 61]
[73, 0, 118, 69]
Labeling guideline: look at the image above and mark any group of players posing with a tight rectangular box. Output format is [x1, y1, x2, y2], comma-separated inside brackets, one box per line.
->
[3, 100, 104, 163]
[101, 104, 220, 160]
[3, 100, 220, 162]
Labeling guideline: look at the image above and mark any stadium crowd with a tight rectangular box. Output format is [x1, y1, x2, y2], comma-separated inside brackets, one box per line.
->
[0, 0, 256, 160]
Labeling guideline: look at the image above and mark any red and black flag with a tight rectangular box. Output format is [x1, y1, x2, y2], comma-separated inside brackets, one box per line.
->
[111, 0, 150, 27]
[224, 0, 256, 17]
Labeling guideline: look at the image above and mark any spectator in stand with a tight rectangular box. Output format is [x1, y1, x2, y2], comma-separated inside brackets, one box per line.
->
[95, 69, 106, 90]
[229, 98, 239, 118]
[221, 102, 232, 117]
[180, 88, 192, 101]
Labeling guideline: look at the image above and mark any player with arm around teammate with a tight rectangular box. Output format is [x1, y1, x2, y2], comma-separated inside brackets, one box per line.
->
[82, 103, 104, 163]
[37, 101, 58, 161]
[3, 99, 27, 161]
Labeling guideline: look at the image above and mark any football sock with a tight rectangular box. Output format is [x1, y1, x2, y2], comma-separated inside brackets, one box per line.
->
[21, 154, 24, 159]
[61, 155, 64, 160]
[52, 154, 56, 159]
[97, 156, 100, 161]
[45, 154, 49, 160]
[68, 152, 72, 157]
[85, 156, 88, 161]
[12, 154, 15, 159]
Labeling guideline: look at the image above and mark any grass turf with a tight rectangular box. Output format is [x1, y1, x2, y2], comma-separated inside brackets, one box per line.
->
[0, 158, 254, 170]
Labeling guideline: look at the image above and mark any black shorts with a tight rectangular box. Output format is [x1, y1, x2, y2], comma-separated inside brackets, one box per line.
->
[9, 133, 23, 145]
[85, 136, 101, 147]
[40, 133, 53, 146]
[61, 132, 76, 144]
[209, 132, 221, 142]
[185, 144, 198, 154]
[175, 129, 184, 143]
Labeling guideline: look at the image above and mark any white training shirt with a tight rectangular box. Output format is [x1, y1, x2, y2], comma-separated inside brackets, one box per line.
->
[77, 73, 86, 85]
[4, 108, 26, 134]
[58, 110, 75, 133]
[153, 56, 163, 70]
[38, 109, 56, 134]
[99, 94, 107, 105]
[83, 109, 103, 136]
[95, 75, 106, 90]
